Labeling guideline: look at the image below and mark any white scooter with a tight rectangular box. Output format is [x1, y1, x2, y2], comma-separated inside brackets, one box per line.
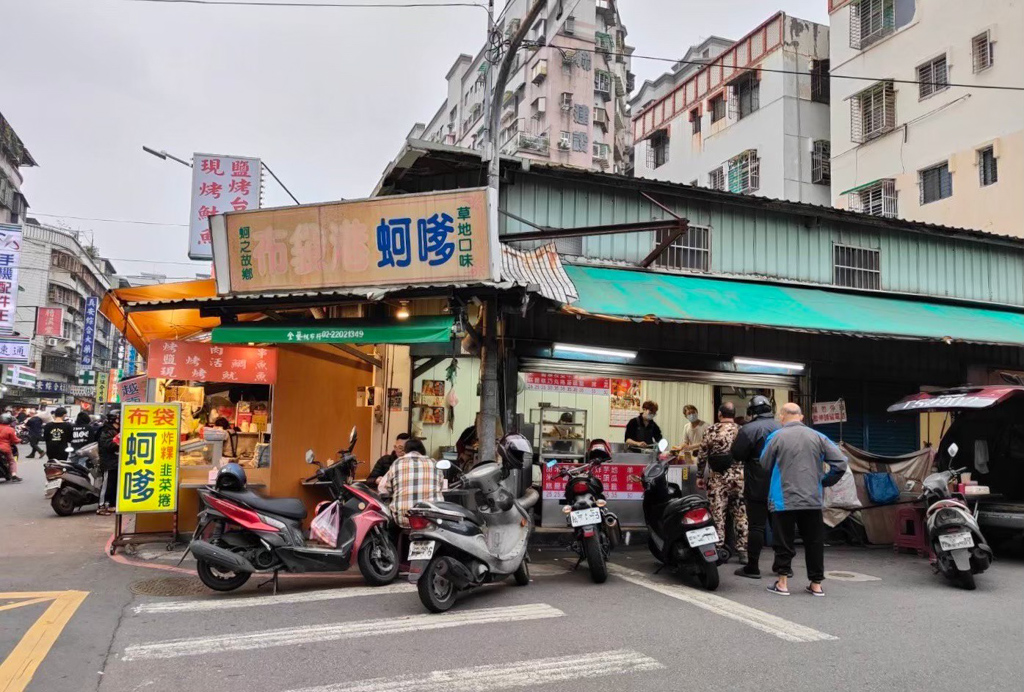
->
[43, 443, 104, 516]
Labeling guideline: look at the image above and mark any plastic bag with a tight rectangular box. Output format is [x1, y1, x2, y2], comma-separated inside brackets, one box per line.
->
[865, 472, 900, 505]
[824, 467, 862, 510]
[310, 500, 340, 547]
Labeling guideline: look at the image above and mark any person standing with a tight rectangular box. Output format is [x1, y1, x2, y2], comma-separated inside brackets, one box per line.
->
[760, 403, 847, 597]
[379, 438, 444, 528]
[0, 413, 23, 482]
[696, 402, 746, 562]
[71, 411, 93, 451]
[97, 412, 120, 515]
[679, 405, 709, 463]
[730, 395, 782, 579]
[24, 410, 45, 459]
[624, 401, 662, 450]
[368, 432, 410, 486]
[43, 408, 74, 462]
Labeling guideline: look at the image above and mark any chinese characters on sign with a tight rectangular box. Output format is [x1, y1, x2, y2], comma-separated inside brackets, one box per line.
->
[116, 375, 146, 403]
[189, 154, 261, 261]
[35, 307, 65, 338]
[811, 400, 848, 425]
[116, 403, 182, 514]
[95, 370, 110, 404]
[0, 223, 22, 334]
[0, 338, 31, 364]
[36, 381, 94, 397]
[147, 340, 278, 385]
[81, 297, 98, 366]
[213, 189, 493, 295]
[524, 373, 611, 396]
[542, 463, 647, 501]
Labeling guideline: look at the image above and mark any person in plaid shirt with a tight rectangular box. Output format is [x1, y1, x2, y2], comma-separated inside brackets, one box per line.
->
[379, 438, 445, 528]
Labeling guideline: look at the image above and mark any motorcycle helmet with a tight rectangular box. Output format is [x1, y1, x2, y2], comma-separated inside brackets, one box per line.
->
[215, 462, 247, 491]
[747, 395, 773, 417]
[106, 411, 120, 423]
[0, 413, 13, 425]
[586, 438, 612, 464]
[497, 433, 533, 471]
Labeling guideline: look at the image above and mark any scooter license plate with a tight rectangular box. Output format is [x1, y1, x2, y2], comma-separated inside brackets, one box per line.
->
[408, 540, 436, 561]
[938, 532, 974, 551]
[570, 507, 602, 527]
[45, 479, 62, 491]
[686, 526, 719, 548]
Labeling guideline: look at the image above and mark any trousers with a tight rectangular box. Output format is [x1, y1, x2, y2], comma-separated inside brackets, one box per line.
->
[771, 509, 826, 583]
[707, 468, 747, 555]
[744, 500, 769, 573]
[102, 468, 118, 507]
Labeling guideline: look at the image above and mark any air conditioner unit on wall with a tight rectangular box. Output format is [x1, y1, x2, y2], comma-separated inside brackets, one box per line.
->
[46, 337, 60, 347]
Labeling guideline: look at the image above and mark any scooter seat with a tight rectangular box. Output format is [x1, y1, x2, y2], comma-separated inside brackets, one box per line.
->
[429, 501, 485, 526]
[220, 489, 307, 520]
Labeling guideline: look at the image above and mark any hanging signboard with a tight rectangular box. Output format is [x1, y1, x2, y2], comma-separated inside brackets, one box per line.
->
[125, 344, 138, 375]
[0, 223, 22, 334]
[148, 340, 278, 384]
[116, 375, 146, 403]
[35, 307, 65, 338]
[811, 399, 847, 425]
[0, 337, 31, 364]
[95, 370, 110, 403]
[524, 372, 611, 396]
[116, 403, 182, 513]
[209, 188, 497, 296]
[2, 364, 36, 388]
[81, 297, 99, 366]
[189, 154, 261, 261]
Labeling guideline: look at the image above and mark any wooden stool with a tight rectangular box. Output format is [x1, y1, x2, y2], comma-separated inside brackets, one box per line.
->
[893, 505, 930, 558]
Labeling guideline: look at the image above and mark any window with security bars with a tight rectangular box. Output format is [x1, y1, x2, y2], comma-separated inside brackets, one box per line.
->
[729, 74, 760, 120]
[917, 55, 948, 99]
[850, 0, 895, 50]
[811, 59, 830, 104]
[708, 167, 725, 190]
[978, 146, 997, 186]
[972, 32, 993, 72]
[652, 225, 711, 272]
[848, 179, 897, 217]
[710, 94, 726, 123]
[919, 163, 952, 204]
[647, 130, 669, 169]
[834, 245, 881, 290]
[727, 150, 759, 194]
[851, 81, 895, 143]
[812, 140, 831, 185]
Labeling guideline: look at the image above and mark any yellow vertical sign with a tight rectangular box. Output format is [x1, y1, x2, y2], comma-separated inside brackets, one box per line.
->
[95, 370, 109, 404]
[116, 403, 181, 514]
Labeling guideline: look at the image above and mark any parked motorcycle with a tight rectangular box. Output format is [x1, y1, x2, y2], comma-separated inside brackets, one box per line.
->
[553, 439, 621, 584]
[407, 434, 539, 612]
[186, 427, 399, 592]
[43, 443, 104, 515]
[0, 449, 14, 482]
[631, 439, 720, 590]
[922, 444, 993, 590]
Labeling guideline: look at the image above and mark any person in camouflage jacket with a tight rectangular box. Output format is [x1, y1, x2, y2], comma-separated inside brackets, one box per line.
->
[697, 402, 748, 561]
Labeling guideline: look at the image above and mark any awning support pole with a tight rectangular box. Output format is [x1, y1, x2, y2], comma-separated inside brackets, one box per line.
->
[479, 298, 500, 463]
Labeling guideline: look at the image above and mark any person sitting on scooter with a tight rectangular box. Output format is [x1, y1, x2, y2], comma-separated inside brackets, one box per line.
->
[367, 433, 410, 486]
[379, 438, 445, 528]
[0, 413, 23, 483]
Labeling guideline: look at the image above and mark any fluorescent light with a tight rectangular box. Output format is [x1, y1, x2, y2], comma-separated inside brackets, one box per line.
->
[553, 343, 637, 360]
[733, 356, 805, 372]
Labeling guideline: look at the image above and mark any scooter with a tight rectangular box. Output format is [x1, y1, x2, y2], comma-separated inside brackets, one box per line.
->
[43, 443, 104, 515]
[407, 434, 539, 612]
[0, 449, 14, 481]
[631, 439, 720, 590]
[187, 427, 400, 592]
[922, 444, 993, 590]
[551, 439, 621, 584]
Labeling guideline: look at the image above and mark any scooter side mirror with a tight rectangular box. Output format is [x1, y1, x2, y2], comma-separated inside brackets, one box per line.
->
[947, 442, 959, 458]
[545, 459, 559, 468]
[657, 438, 669, 453]
[349, 426, 358, 445]
[436, 459, 452, 471]
[305, 449, 316, 465]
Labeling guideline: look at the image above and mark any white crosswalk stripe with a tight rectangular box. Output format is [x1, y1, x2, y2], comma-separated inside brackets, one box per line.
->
[133, 583, 415, 614]
[609, 564, 838, 643]
[122, 603, 565, 661]
[284, 649, 664, 692]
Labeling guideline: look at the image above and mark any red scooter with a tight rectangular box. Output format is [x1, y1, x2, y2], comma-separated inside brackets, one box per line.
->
[186, 428, 399, 592]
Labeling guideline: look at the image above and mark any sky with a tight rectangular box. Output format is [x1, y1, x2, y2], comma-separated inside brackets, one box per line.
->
[5, 0, 828, 279]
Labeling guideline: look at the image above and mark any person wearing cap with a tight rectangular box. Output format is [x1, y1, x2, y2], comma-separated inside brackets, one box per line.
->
[97, 412, 121, 515]
[730, 394, 782, 579]
[0, 413, 22, 482]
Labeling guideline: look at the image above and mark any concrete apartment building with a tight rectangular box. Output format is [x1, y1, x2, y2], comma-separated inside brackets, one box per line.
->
[631, 12, 831, 205]
[0, 111, 35, 225]
[420, 0, 634, 175]
[829, 0, 1024, 235]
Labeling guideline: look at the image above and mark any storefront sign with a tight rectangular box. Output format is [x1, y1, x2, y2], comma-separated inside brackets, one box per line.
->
[36, 380, 66, 394]
[148, 340, 278, 384]
[95, 370, 110, 403]
[67, 384, 94, 398]
[524, 372, 610, 396]
[210, 316, 454, 345]
[542, 463, 647, 501]
[0, 338, 30, 364]
[117, 375, 146, 403]
[609, 378, 643, 427]
[189, 154, 261, 261]
[125, 344, 138, 375]
[210, 188, 495, 295]
[35, 307, 65, 338]
[108, 369, 123, 403]
[2, 364, 36, 388]
[117, 403, 182, 514]
[811, 400, 847, 425]
[0, 224, 22, 334]
[81, 297, 98, 366]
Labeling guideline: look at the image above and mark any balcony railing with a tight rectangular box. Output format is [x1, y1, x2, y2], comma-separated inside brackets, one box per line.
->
[502, 132, 550, 156]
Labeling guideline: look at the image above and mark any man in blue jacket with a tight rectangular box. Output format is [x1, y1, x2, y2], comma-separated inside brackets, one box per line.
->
[760, 403, 847, 597]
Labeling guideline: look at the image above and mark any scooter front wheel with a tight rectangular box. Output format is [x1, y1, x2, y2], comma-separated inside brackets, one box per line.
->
[358, 529, 399, 586]
[418, 557, 457, 612]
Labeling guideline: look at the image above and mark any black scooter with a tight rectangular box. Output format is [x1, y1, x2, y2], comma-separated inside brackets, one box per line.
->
[631, 439, 720, 590]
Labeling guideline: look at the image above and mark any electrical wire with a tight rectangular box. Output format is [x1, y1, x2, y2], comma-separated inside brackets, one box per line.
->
[31, 213, 187, 227]
[127, 0, 488, 9]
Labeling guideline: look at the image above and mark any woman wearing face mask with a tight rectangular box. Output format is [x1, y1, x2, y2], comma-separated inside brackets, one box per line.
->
[625, 401, 662, 451]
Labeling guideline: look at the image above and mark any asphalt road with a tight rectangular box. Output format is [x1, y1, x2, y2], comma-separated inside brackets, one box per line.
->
[2, 449, 1023, 692]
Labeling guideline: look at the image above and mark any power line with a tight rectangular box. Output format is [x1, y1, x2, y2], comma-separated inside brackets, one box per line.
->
[128, 0, 487, 9]
[32, 213, 187, 227]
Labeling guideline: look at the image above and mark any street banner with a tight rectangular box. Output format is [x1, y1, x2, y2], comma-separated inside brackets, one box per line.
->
[116, 403, 181, 514]
[524, 372, 610, 396]
[35, 307, 65, 338]
[210, 316, 453, 345]
[81, 297, 98, 366]
[543, 462, 647, 501]
[148, 339, 277, 384]
[2, 364, 36, 388]
[189, 154, 261, 261]
[609, 378, 643, 427]
[209, 188, 495, 296]
[116, 375, 146, 403]
[0, 223, 21, 334]
[812, 400, 847, 425]
[95, 370, 109, 403]
[0, 337, 31, 364]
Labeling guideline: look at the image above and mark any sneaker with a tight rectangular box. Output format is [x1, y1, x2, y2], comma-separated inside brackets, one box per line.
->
[10, 475, 22, 483]
[735, 567, 762, 579]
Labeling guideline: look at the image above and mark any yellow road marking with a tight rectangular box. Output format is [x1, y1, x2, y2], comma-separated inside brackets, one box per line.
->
[0, 599, 51, 614]
[0, 591, 89, 692]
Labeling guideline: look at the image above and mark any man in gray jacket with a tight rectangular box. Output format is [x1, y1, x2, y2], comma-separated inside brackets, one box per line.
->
[760, 403, 847, 596]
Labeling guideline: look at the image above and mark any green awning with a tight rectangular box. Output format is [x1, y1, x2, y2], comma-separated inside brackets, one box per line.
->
[564, 265, 1024, 347]
[211, 316, 454, 345]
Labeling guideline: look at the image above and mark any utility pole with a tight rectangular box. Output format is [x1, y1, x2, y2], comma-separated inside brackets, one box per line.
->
[479, 0, 546, 463]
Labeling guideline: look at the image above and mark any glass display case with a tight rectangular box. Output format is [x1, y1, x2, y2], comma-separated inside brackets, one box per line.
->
[531, 405, 588, 462]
